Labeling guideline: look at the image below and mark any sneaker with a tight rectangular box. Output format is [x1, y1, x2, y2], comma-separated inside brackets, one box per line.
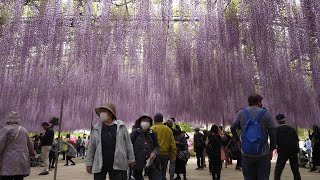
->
[71, 163, 76, 166]
[64, 164, 69, 166]
[39, 171, 49, 175]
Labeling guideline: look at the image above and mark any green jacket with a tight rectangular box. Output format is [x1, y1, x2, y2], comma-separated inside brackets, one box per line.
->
[151, 122, 177, 160]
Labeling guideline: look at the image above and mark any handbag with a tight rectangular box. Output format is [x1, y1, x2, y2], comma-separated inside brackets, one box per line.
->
[177, 150, 190, 161]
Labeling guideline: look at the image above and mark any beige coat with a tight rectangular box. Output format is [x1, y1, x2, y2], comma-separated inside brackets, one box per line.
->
[0, 124, 33, 176]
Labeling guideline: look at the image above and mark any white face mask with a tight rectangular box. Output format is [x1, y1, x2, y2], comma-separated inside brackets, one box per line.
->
[141, 121, 150, 130]
[100, 112, 111, 121]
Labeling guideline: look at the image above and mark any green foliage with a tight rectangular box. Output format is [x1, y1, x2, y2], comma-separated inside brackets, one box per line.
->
[177, 122, 194, 132]
[297, 127, 307, 140]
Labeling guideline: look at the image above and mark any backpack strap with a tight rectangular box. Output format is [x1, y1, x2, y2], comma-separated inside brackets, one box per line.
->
[243, 109, 266, 122]
[243, 109, 252, 120]
[255, 109, 267, 122]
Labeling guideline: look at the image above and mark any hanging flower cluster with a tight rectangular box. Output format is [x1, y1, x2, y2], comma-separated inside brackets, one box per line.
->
[0, 0, 319, 130]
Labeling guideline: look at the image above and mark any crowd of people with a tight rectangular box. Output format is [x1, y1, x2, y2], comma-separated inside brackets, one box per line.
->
[0, 94, 320, 180]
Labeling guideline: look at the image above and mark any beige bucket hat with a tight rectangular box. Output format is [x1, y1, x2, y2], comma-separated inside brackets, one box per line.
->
[95, 102, 117, 118]
[4, 111, 21, 124]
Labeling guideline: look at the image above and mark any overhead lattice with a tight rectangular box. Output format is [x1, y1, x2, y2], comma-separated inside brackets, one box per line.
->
[0, 0, 319, 130]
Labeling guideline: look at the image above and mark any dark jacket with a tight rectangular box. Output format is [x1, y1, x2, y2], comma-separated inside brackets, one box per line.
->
[207, 134, 222, 157]
[41, 127, 54, 146]
[194, 132, 205, 151]
[176, 134, 188, 152]
[130, 128, 159, 169]
[275, 124, 299, 153]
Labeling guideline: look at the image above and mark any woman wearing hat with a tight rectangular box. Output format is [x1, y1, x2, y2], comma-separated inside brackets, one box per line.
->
[0, 111, 34, 180]
[86, 103, 135, 180]
[131, 114, 161, 180]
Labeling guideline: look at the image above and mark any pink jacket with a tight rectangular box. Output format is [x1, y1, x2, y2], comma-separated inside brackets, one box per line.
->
[0, 124, 33, 176]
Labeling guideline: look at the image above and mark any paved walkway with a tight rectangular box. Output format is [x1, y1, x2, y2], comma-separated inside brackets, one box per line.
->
[26, 157, 320, 180]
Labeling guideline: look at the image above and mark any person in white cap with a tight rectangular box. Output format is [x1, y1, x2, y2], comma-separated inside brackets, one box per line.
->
[86, 103, 135, 180]
[0, 111, 33, 180]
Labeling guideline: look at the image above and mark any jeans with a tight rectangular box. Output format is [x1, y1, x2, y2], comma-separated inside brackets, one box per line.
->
[41, 146, 51, 172]
[274, 152, 301, 180]
[80, 146, 85, 157]
[196, 148, 204, 168]
[94, 168, 127, 180]
[306, 149, 311, 158]
[169, 159, 175, 180]
[158, 155, 170, 180]
[242, 155, 271, 180]
[0, 176, 24, 180]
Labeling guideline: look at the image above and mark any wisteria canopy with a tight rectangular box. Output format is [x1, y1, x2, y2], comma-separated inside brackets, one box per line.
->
[0, 0, 319, 131]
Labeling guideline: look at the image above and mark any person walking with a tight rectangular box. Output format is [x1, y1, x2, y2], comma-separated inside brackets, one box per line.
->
[206, 125, 223, 180]
[274, 114, 301, 180]
[175, 125, 188, 180]
[86, 103, 135, 180]
[309, 125, 320, 172]
[76, 136, 82, 157]
[231, 93, 276, 180]
[305, 138, 312, 159]
[165, 119, 178, 180]
[0, 111, 34, 180]
[81, 136, 89, 159]
[39, 122, 54, 175]
[194, 127, 205, 170]
[131, 114, 161, 180]
[63, 141, 77, 166]
[49, 138, 59, 170]
[151, 113, 177, 180]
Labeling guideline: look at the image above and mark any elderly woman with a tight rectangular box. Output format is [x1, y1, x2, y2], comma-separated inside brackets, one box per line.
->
[131, 114, 161, 180]
[86, 103, 135, 180]
[0, 111, 33, 180]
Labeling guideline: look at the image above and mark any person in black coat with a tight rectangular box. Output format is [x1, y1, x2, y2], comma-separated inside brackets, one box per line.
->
[309, 125, 320, 172]
[175, 125, 188, 180]
[194, 128, 205, 170]
[274, 114, 301, 180]
[39, 122, 54, 175]
[207, 125, 222, 180]
[131, 114, 161, 180]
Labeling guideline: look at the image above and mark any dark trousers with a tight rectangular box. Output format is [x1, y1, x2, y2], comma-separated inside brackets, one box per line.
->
[242, 155, 271, 180]
[0, 176, 24, 180]
[274, 152, 301, 180]
[49, 151, 56, 168]
[94, 168, 127, 180]
[158, 155, 170, 180]
[66, 156, 75, 165]
[196, 148, 204, 168]
[80, 146, 85, 157]
[208, 155, 222, 180]
[236, 157, 242, 168]
[133, 167, 161, 180]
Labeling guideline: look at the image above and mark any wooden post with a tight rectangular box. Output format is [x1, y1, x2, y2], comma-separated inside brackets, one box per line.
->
[54, 98, 64, 180]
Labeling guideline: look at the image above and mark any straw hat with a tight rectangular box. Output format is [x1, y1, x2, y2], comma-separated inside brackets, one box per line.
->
[95, 102, 117, 118]
[4, 111, 21, 124]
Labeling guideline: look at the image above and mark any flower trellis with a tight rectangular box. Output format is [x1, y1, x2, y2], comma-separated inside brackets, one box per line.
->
[0, 0, 319, 130]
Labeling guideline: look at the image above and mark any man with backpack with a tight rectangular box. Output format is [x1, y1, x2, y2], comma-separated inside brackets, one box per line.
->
[231, 93, 276, 180]
[274, 113, 301, 180]
[194, 127, 205, 170]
